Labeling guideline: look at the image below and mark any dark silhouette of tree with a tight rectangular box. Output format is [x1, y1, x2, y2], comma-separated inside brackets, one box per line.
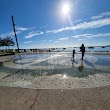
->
[0, 36, 15, 52]
[0, 38, 2, 47]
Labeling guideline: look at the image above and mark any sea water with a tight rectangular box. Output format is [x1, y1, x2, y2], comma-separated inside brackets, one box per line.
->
[53, 46, 110, 52]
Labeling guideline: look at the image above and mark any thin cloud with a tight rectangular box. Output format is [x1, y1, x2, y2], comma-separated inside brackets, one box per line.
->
[16, 26, 34, 31]
[59, 37, 69, 41]
[16, 27, 28, 31]
[102, 12, 110, 16]
[25, 31, 44, 38]
[46, 18, 110, 34]
[91, 12, 110, 20]
[40, 24, 48, 29]
[71, 33, 110, 39]
[55, 41, 60, 43]
[24, 41, 32, 43]
[75, 19, 82, 23]
[86, 33, 110, 38]
[0, 31, 24, 38]
[0, 26, 32, 38]
[78, 39, 86, 41]
[91, 15, 103, 20]
[72, 34, 93, 38]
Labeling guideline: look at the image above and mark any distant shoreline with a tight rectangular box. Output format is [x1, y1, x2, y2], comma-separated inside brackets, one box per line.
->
[0, 52, 110, 62]
[16, 51, 110, 55]
[0, 51, 110, 56]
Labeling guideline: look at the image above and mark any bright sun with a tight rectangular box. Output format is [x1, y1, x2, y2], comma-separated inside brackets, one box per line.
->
[62, 3, 70, 15]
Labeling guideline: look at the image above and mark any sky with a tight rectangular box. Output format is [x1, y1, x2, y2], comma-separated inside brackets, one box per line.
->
[0, 0, 110, 49]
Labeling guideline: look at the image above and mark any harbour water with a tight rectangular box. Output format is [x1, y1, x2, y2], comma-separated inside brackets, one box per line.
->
[52, 46, 110, 52]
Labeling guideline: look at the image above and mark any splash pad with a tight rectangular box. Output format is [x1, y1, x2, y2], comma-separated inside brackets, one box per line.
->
[0, 53, 110, 89]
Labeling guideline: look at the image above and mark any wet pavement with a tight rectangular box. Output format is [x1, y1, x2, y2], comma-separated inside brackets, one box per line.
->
[0, 53, 110, 89]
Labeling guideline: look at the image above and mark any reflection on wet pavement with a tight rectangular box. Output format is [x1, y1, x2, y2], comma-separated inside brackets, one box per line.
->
[0, 53, 110, 89]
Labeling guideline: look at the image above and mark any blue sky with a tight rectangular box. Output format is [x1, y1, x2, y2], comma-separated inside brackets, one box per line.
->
[0, 0, 110, 49]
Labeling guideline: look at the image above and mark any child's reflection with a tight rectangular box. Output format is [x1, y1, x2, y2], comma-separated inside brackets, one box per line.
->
[72, 58, 75, 68]
[78, 59, 84, 72]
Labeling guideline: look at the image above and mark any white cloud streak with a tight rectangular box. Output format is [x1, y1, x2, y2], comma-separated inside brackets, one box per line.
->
[72, 34, 93, 38]
[55, 41, 60, 43]
[0, 26, 32, 38]
[24, 41, 32, 43]
[75, 19, 82, 23]
[16, 27, 28, 31]
[40, 24, 48, 29]
[59, 37, 69, 41]
[71, 33, 110, 39]
[16, 26, 34, 31]
[25, 31, 44, 38]
[46, 18, 110, 34]
[86, 33, 110, 38]
[91, 12, 110, 20]
[0, 31, 15, 38]
[78, 39, 86, 41]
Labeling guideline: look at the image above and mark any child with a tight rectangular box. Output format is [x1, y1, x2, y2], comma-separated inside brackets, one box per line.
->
[73, 49, 75, 58]
[71, 49, 75, 64]
[80, 44, 85, 60]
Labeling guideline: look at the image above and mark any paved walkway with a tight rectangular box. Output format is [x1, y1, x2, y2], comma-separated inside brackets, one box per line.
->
[0, 86, 110, 110]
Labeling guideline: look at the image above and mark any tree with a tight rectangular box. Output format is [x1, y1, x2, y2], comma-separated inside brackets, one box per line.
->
[0, 38, 5, 47]
[5, 36, 15, 47]
[0, 36, 15, 52]
[0, 38, 2, 47]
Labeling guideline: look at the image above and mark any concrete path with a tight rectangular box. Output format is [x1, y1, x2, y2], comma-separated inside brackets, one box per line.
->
[0, 86, 110, 110]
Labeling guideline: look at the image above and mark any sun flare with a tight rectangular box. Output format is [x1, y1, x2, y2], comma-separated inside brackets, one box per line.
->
[62, 3, 70, 15]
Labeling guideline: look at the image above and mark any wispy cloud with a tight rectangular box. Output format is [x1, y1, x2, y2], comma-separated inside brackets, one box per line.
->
[40, 24, 48, 29]
[16, 26, 34, 31]
[78, 39, 86, 41]
[86, 33, 110, 38]
[55, 41, 60, 43]
[46, 18, 110, 34]
[25, 31, 44, 38]
[75, 19, 82, 23]
[71, 33, 110, 39]
[0, 31, 15, 38]
[91, 12, 110, 20]
[16, 27, 28, 31]
[24, 41, 32, 43]
[0, 26, 33, 38]
[59, 37, 69, 41]
[72, 34, 93, 38]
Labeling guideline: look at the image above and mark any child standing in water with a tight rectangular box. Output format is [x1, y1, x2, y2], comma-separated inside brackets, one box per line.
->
[72, 49, 75, 58]
[71, 49, 75, 64]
